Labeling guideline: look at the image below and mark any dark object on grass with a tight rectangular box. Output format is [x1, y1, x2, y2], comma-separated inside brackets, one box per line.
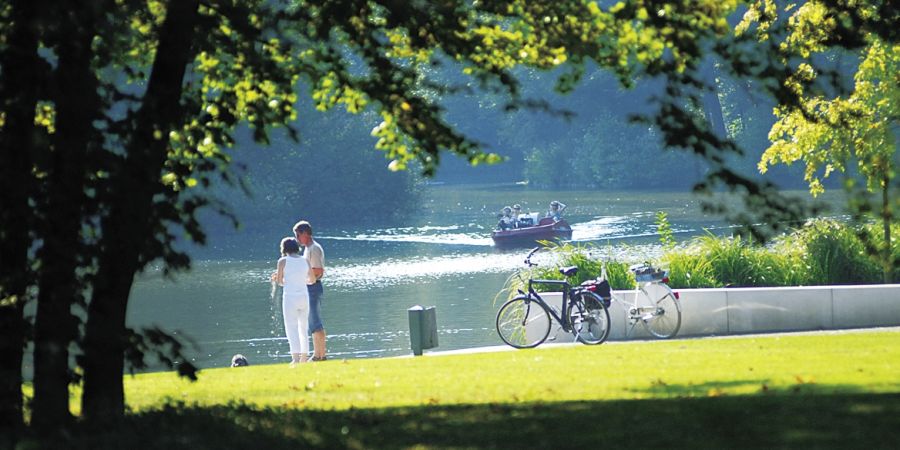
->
[231, 354, 249, 367]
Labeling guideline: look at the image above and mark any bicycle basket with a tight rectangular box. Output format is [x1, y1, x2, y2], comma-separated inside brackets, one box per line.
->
[632, 265, 666, 282]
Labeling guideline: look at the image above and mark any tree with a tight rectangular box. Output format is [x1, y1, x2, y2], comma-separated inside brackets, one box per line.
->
[0, 0, 43, 439]
[753, 2, 899, 282]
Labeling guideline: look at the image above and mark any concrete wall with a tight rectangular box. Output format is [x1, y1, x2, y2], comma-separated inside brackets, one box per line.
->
[538, 284, 900, 342]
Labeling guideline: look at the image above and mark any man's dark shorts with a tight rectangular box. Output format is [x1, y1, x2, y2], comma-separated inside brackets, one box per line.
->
[308, 281, 324, 332]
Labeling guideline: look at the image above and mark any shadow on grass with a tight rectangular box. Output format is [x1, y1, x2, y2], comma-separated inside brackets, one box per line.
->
[635, 377, 870, 396]
[21, 393, 900, 449]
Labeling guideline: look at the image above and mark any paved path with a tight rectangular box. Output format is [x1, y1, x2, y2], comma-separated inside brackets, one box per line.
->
[412, 325, 900, 358]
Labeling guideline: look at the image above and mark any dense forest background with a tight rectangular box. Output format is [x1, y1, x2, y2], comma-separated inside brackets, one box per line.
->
[221, 63, 820, 230]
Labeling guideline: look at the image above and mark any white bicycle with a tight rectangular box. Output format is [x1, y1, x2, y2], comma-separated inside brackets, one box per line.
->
[581, 261, 682, 339]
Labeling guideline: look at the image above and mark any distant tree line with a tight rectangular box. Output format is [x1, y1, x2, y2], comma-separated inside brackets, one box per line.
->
[223, 105, 421, 229]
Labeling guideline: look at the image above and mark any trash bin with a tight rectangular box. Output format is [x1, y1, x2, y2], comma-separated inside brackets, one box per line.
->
[408, 305, 438, 356]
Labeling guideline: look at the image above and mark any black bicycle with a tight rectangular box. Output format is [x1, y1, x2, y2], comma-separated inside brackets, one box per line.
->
[496, 247, 611, 348]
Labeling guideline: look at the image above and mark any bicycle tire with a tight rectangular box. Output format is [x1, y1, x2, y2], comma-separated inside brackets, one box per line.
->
[570, 291, 611, 345]
[638, 285, 682, 339]
[496, 296, 551, 349]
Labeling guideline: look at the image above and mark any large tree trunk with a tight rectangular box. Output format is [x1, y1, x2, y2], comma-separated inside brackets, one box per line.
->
[699, 58, 728, 140]
[0, 0, 42, 441]
[81, 0, 200, 424]
[31, 4, 102, 432]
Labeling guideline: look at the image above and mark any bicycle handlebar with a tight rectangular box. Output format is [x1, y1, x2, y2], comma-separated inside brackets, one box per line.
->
[524, 246, 540, 267]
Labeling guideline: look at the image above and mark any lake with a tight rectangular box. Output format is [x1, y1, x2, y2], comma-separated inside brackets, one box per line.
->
[127, 184, 818, 368]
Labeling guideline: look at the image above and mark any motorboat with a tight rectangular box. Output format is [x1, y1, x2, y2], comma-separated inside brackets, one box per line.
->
[491, 216, 572, 248]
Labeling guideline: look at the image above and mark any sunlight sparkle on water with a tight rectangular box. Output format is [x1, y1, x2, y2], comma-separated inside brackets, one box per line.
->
[327, 253, 526, 289]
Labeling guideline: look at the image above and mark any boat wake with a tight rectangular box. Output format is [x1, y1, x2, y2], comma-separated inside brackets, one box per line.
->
[321, 224, 493, 246]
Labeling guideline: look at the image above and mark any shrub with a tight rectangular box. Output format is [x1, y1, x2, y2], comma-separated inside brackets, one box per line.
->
[662, 233, 779, 288]
[496, 243, 637, 303]
[861, 221, 900, 283]
[496, 218, 894, 302]
[787, 219, 882, 285]
[661, 245, 717, 288]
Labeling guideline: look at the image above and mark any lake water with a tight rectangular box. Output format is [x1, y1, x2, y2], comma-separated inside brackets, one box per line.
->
[127, 184, 801, 368]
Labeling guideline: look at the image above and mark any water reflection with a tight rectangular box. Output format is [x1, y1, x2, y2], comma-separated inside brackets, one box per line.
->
[127, 188, 737, 369]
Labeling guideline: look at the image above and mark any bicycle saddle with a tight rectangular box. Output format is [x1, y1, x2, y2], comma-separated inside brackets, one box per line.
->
[559, 266, 578, 277]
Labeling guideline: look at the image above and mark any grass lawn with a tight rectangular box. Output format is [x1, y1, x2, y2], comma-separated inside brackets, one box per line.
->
[53, 330, 900, 448]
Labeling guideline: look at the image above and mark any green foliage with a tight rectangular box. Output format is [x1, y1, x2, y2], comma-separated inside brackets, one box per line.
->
[749, 2, 898, 280]
[862, 221, 900, 282]
[523, 143, 570, 189]
[228, 107, 422, 228]
[660, 219, 893, 288]
[656, 211, 676, 249]
[786, 219, 883, 285]
[521, 107, 701, 190]
[504, 220, 896, 292]
[697, 233, 781, 287]
[498, 243, 635, 302]
[662, 249, 718, 289]
[5, 0, 898, 434]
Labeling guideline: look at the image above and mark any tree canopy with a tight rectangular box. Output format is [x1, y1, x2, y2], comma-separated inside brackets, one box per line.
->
[752, 1, 898, 282]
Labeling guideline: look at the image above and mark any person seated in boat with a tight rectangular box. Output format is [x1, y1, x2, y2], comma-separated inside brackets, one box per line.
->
[546, 200, 567, 222]
[497, 206, 514, 230]
[511, 204, 523, 228]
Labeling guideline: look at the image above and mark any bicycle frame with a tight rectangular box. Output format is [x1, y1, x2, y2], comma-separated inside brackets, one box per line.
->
[609, 283, 664, 326]
[526, 279, 579, 333]
[598, 261, 681, 338]
[496, 247, 613, 348]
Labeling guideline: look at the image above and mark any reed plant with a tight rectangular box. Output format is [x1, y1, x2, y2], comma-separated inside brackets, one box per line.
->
[498, 217, 897, 297]
[496, 242, 636, 303]
[660, 218, 894, 288]
[661, 245, 717, 288]
[787, 219, 882, 285]
[860, 220, 900, 282]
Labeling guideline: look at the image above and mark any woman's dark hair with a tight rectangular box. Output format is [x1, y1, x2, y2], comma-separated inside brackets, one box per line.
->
[280, 237, 300, 256]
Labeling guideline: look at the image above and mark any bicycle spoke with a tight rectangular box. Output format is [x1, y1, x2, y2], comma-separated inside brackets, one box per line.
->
[496, 297, 551, 348]
[642, 292, 682, 339]
[570, 292, 610, 345]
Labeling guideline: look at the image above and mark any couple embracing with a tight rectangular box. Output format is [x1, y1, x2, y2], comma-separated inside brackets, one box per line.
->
[271, 220, 327, 365]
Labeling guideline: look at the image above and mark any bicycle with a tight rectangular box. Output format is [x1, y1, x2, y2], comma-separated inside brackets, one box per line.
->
[580, 260, 682, 339]
[495, 247, 611, 348]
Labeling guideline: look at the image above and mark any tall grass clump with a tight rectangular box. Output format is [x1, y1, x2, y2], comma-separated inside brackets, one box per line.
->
[661, 219, 893, 288]
[661, 244, 717, 288]
[786, 219, 882, 285]
[661, 233, 793, 288]
[496, 217, 896, 301]
[496, 243, 634, 303]
[861, 220, 900, 283]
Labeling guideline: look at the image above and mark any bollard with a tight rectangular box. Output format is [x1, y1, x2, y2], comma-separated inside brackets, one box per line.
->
[408, 305, 438, 356]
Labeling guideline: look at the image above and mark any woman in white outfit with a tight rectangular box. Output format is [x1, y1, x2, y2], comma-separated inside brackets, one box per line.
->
[272, 237, 311, 365]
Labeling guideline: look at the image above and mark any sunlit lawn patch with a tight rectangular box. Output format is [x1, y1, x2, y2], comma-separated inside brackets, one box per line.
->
[51, 330, 900, 449]
[125, 330, 900, 411]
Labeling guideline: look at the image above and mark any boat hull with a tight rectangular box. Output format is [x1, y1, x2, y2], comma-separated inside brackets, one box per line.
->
[491, 219, 572, 248]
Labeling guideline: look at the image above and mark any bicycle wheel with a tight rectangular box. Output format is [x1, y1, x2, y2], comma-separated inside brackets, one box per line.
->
[496, 296, 551, 348]
[569, 292, 611, 345]
[638, 284, 682, 339]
